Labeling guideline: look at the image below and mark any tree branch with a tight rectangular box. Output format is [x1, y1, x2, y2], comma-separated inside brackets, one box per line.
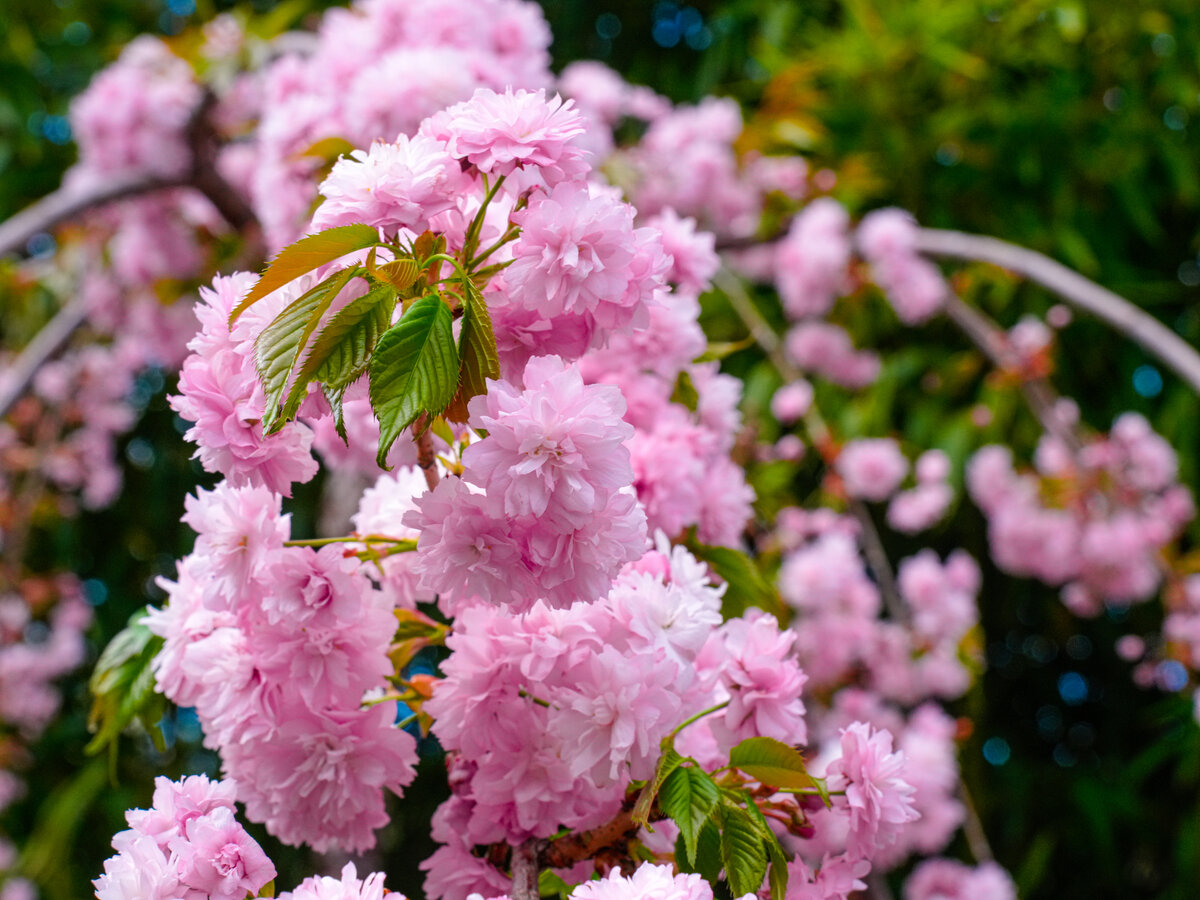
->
[0, 297, 89, 420]
[940, 293, 1083, 454]
[915, 227, 1200, 395]
[0, 172, 184, 259]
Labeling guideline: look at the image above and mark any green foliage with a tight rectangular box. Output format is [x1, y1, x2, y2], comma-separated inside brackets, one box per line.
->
[657, 765, 720, 866]
[85, 608, 165, 767]
[716, 803, 768, 898]
[444, 278, 500, 423]
[232, 224, 381, 322]
[684, 534, 786, 622]
[368, 293, 459, 468]
[728, 736, 818, 791]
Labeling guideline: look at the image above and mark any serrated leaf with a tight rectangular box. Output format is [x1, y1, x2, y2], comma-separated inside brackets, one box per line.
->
[372, 258, 421, 292]
[685, 537, 787, 623]
[659, 765, 720, 865]
[729, 737, 818, 790]
[632, 746, 684, 828]
[767, 839, 789, 900]
[231, 224, 380, 322]
[280, 280, 396, 423]
[444, 279, 500, 423]
[675, 820, 722, 884]
[369, 294, 459, 469]
[255, 267, 359, 430]
[718, 804, 768, 898]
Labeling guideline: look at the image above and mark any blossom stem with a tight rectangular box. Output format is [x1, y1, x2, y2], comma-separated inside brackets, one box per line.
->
[415, 423, 440, 491]
[667, 700, 730, 740]
[464, 174, 507, 260]
[283, 534, 414, 548]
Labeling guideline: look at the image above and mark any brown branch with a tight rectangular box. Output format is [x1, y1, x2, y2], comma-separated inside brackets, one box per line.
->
[0, 172, 184, 259]
[916, 227, 1200, 395]
[0, 297, 89, 420]
[941, 294, 1083, 454]
[542, 807, 641, 870]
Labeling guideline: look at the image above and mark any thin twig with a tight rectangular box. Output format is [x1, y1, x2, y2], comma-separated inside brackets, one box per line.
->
[959, 782, 995, 863]
[941, 294, 1083, 454]
[848, 499, 908, 625]
[916, 227, 1200, 395]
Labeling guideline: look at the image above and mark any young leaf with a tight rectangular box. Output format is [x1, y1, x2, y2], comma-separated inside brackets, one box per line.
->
[255, 267, 359, 430]
[670, 369, 700, 412]
[372, 258, 421, 293]
[684, 537, 787, 623]
[766, 840, 789, 900]
[729, 736, 818, 790]
[369, 294, 459, 469]
[675, 820, 722, 884]
[631, 746, 683, 828]
[717, 804, 768, 898]
[86, 608, 165, 761]
[659, 765, 720, 865]
[231, 223, 380, 322]
[444, 279, 500, 423]
[279, 280, 397, 422]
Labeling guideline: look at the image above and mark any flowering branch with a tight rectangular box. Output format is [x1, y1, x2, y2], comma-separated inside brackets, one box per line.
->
[915, 227, 1200, 395]
[940, 293, 1083, 454]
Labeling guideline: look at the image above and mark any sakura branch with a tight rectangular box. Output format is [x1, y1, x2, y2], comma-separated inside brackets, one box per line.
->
[915, 227, 1200, 395]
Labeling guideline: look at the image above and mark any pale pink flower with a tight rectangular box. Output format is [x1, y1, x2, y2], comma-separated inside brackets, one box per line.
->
[279, 863, 389, 900]
[570, 864, 716, 900]
[464, 356, 634, 530]
[825, 722, 919, 858]
[425, 87, 588, 181]
[775, 198, 851, 319]
[170, 806, 276, 900]
[313, 134, 463, 236]
[837, 439, 908, 502]
[904, 858, 1016, 900]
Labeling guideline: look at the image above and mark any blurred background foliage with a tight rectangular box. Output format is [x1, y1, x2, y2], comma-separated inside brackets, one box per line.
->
[2, 1, 1199, 898]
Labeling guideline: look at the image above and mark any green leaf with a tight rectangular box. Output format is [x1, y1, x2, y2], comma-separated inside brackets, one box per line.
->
[766, 839, 789, 900]
[675, 820, 722, 884]
[257, 881, 276, 899]
[369, 293, 459, 469]
[444, 279, 500, 423]
[632, 746, 683, 828]
[231, 224, 380, 323]
[86, 608, 165, 762]
[659, 765, 720, 865]
[282, 280, 397, 422]
[254, 266, 359, 430]
[670, 370, 700, 412]
[729, 737, 818, 790]
[684, 537, 787, 623]
[718, 804, 768, 897]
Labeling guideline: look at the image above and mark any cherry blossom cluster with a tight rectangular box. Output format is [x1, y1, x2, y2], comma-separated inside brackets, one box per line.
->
[967, 412, 1193, 615]
[243, 0, 554, 251]
[148, 482, 417, 852]
[93, 775, 276, 900]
